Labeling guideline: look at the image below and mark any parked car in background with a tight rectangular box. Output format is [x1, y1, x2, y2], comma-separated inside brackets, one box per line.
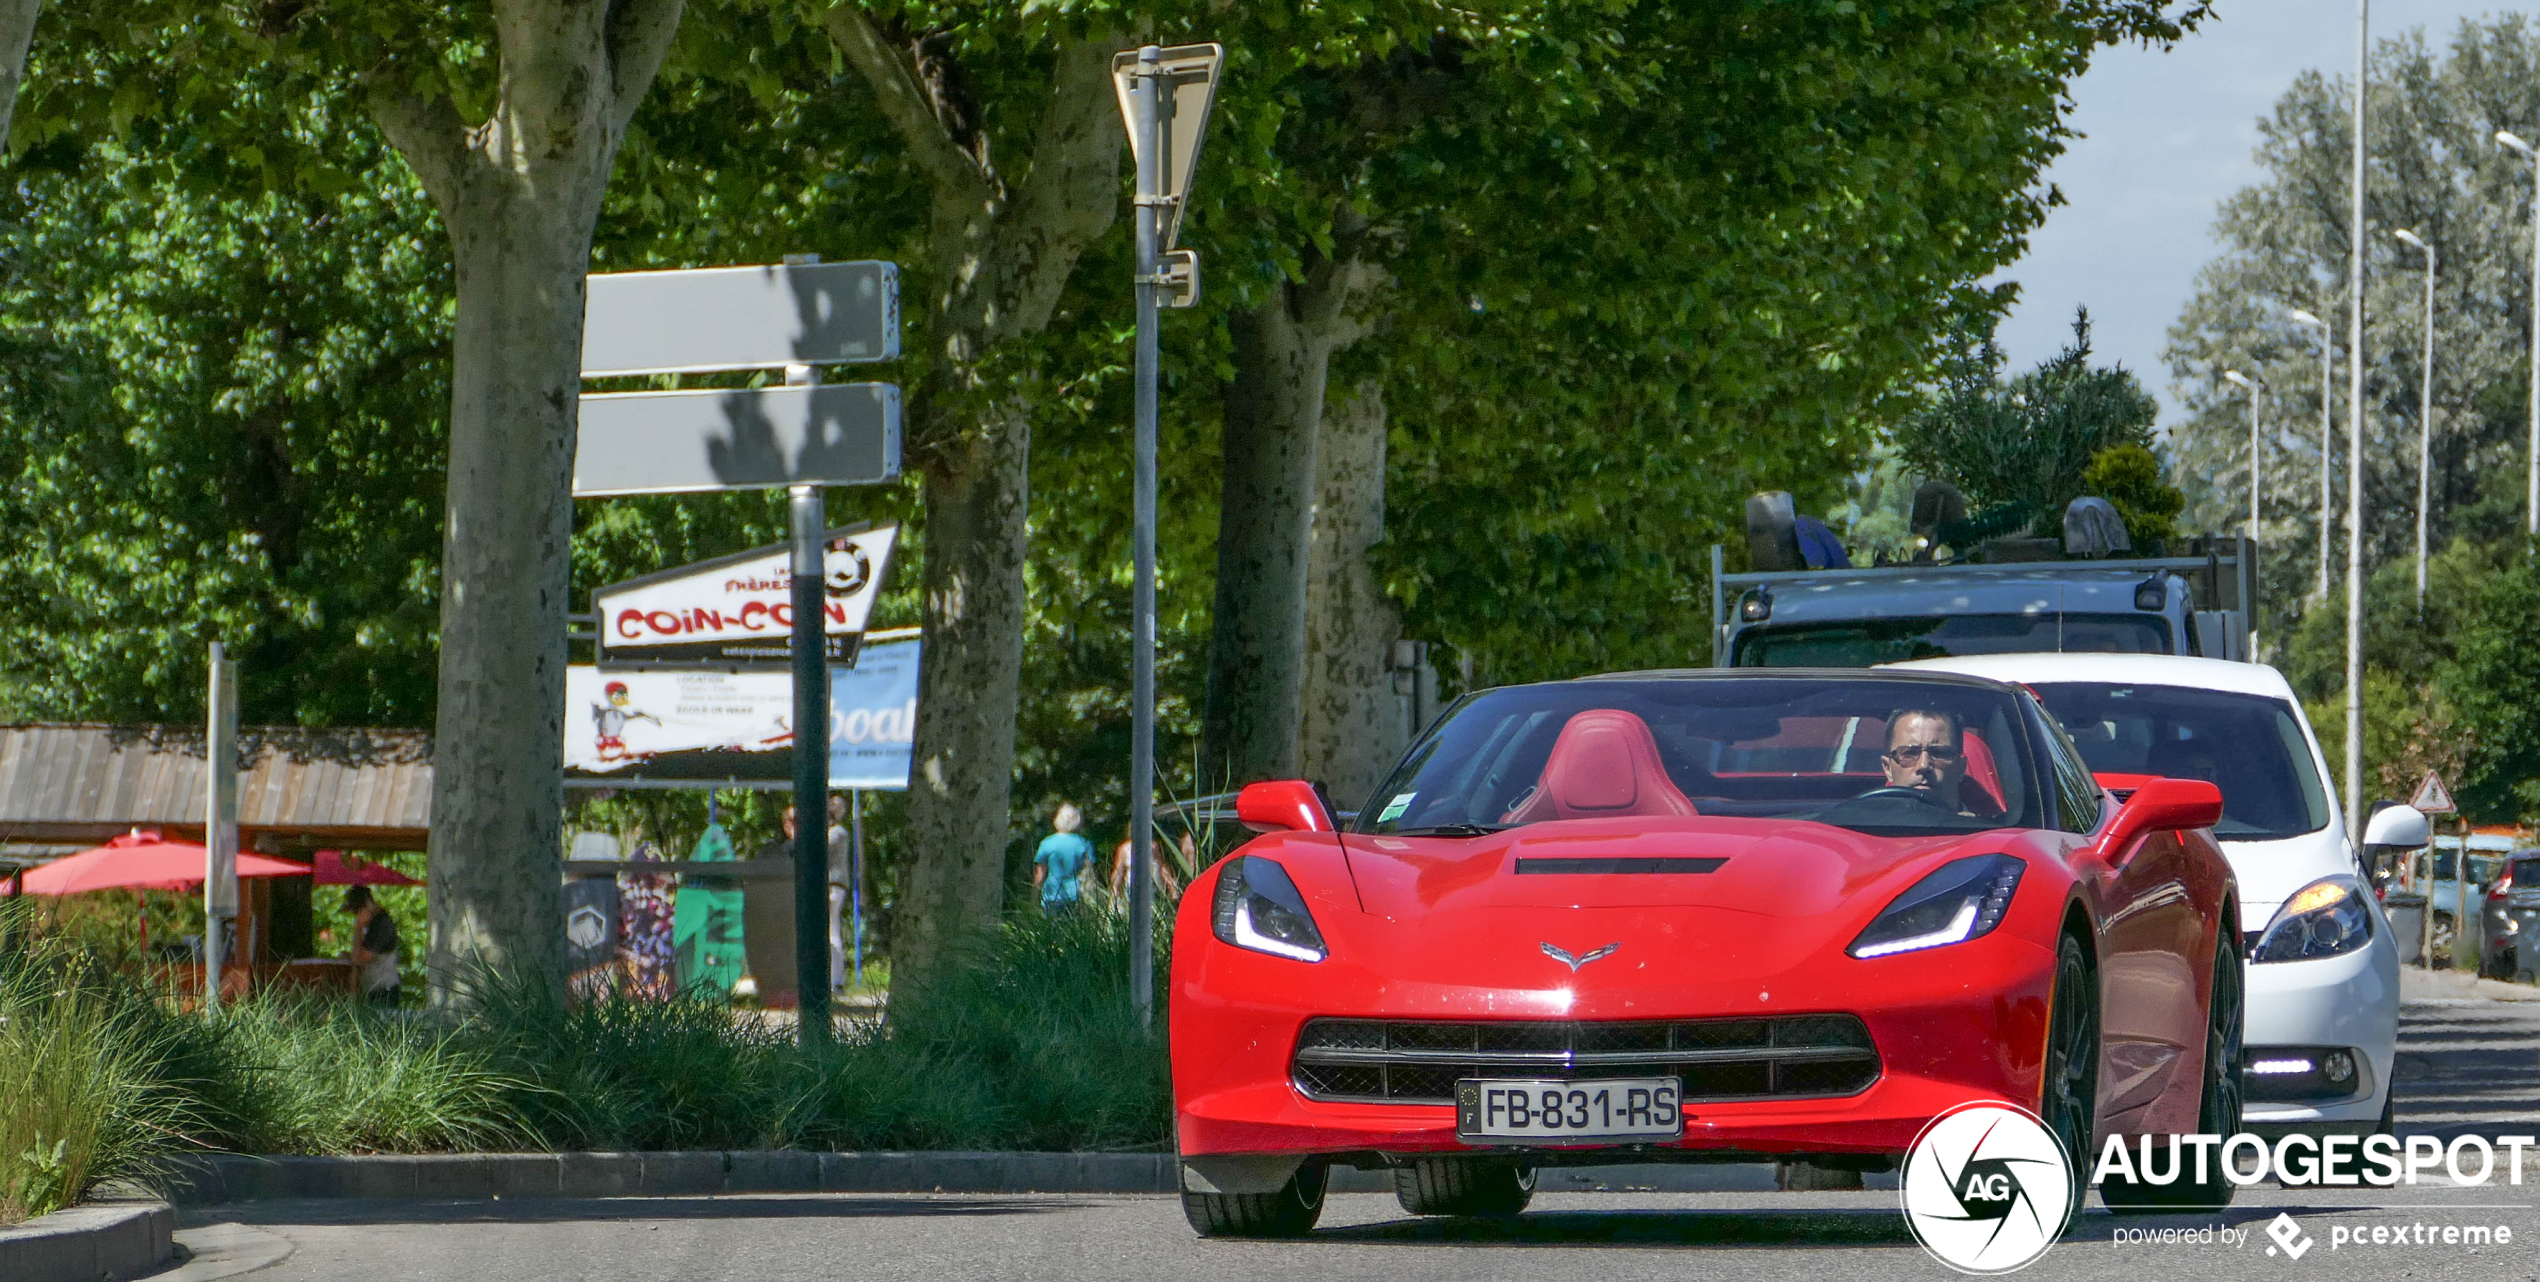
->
[2483, 851, 2539, 982]
[1890, 652, 2412, 1137]
[2421, 845, 2508, 965]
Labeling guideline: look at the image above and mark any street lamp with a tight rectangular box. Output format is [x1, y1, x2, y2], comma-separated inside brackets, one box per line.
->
[2343, 0, 2367, 844]
[2499, 128, 2540, 536]
[2393, 229, 2436, 608]
[2224, 369, 2267, 542]
[2288, 307, 2334, 600]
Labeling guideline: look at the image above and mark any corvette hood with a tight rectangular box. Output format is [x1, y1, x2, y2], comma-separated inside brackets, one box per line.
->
[1343, 817, 1977, 918]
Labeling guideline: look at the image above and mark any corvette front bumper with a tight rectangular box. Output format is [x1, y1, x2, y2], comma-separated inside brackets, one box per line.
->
[1174, 928, 2061, 1162]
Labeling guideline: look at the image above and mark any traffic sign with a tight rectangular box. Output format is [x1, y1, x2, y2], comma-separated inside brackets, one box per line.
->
[582, 261, 898, 377]
[2409, 770, 2456, 814]
[1111, 43, 1223, 252]
[571, 383, 900, 496]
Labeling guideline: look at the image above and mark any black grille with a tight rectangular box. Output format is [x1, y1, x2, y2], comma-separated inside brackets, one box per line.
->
[1292, 1015, 1880, 1105]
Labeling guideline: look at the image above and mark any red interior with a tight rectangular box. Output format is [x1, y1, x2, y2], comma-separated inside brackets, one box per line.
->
[1502, 710, 1701, 823]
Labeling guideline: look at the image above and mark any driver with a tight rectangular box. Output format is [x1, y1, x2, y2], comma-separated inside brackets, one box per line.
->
[1880, 709, 1992, 817]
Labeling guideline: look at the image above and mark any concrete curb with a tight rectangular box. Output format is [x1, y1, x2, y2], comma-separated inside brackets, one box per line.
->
[0, 1199, 175, 1282]
[163, 1152, 1808, 1204]
[165, 1152, 1183, 1203]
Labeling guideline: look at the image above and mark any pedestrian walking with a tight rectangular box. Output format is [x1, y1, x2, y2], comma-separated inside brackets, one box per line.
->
[1033, 803, 1096, 917]
[342, 885, 402, 1007]
[1109, 829, 1188, 908]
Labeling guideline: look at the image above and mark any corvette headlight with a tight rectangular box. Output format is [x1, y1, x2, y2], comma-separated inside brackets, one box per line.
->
[1849, 854, 2024, 959]
[2251, 875, 2372, 964]
[1212, 856, 1326, 963]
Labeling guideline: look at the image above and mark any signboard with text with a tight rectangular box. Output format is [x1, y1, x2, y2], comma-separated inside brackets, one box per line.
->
[595, 525, 897, 667]
[564, 639, 918, 789]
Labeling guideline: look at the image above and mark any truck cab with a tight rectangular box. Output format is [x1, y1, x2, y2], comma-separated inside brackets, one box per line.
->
[1711, 538, 2258, 668]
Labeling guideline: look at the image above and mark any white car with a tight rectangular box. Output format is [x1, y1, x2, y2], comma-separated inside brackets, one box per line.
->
[1888, 652, 2418, 1137]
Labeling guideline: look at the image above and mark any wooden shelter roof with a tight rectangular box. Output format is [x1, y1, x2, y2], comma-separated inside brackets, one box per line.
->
[0, 723, 432, 851]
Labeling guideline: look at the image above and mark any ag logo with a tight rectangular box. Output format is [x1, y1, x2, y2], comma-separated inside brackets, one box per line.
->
[566, 905, 609, 950]
[1900, 1100, 2073, 1274]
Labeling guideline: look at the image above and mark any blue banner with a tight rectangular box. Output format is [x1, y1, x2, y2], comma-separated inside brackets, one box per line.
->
[829, 639, 917, 790]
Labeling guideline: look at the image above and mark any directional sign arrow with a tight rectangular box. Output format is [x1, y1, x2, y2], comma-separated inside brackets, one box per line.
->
[582, 260, 898, 377]
[1112, 43, 1223, 252]
[572, 384, 900, 497]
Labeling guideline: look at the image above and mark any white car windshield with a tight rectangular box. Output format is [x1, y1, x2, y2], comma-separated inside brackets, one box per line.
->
[1356, 676, 2047, 839]
[2028, 682, 2330, 842]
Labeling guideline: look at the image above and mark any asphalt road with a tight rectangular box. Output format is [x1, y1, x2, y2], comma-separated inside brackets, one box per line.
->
[167, 970, 2540, 1282]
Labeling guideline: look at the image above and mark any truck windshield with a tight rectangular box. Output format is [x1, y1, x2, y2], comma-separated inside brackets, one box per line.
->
[1733, 614, 2172, 666]
[1356, 676, 2046, 838]
[2026, 682, 2330, 843]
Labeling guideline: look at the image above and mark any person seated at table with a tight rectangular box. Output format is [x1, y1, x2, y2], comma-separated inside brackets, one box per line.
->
[344, 885, 402, 1007]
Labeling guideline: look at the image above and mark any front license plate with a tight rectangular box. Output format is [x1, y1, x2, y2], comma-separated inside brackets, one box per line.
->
[1455, 1077, 1682, 1143]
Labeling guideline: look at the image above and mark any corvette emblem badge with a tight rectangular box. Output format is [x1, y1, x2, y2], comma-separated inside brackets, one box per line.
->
[1540, 941, 1621, 971]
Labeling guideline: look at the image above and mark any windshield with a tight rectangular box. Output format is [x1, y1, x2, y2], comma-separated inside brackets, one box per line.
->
[2027, 682, 2329, 843]
[1357, 676, 2045, 839]
[1733, 614, 2171, 666]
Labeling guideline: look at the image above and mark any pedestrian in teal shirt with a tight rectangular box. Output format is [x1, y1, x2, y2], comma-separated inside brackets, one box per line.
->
[1034, 803, 1095, 914]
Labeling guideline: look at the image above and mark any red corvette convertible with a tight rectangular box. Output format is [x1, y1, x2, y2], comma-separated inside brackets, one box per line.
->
[1171, 669, 2242, 1236]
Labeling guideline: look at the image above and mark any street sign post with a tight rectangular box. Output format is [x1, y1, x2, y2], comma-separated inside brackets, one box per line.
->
[576, 254, 901, 1048]
[1115, 43, 1221, 1030]
[204, 642, 239, 1012]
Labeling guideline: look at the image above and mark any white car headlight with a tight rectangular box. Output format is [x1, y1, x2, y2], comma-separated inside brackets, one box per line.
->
[2251, 875, 2372, 964]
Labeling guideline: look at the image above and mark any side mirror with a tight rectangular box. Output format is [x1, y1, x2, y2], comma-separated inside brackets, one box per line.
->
[1235, 781, 1335, 835]
[2091, 772, 2159, 802]
[2096, 776, 2224, 856]
[2362, 804, 2429, 850]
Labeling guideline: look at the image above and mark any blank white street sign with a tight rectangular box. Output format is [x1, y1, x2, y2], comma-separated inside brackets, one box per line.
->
[573, 384, 901, 497]
[582, 261, 899, 377]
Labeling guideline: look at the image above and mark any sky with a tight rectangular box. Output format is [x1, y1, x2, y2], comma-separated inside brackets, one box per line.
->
[1989, 1, 2510, 423]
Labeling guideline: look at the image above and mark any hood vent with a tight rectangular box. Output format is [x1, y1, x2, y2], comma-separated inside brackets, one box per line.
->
[1514, 856, 1728, 875]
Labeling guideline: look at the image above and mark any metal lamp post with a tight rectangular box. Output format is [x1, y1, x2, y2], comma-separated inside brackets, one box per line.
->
[2225, 370, 2268, 541]
[2344, 0, 2368, 842]
[2393, 229, 2436, 609]
[2288, 307, 2334, 600]
[2500, 129, 2540, 537]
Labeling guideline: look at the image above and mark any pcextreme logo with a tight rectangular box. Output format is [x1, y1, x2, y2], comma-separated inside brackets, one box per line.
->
[1901, 1101, 2074, 1275]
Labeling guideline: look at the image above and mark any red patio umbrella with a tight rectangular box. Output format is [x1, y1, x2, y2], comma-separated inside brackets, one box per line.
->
[309, 850, 423, 887]
[2, 830, 310, 896]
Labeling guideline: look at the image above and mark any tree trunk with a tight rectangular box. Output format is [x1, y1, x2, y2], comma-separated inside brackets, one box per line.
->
[364, 0, 686, 1005]
[416, 192, 599, 1000]
[0, 1, 38, 145]
[1201, 264, 1370, 786]
[1299, 378, 1404, 809]
[824, 16, 1120, 993]
[890, 405, 1030, 988]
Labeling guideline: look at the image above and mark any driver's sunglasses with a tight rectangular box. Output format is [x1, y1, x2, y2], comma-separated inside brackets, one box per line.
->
[1883, 744, 1963, 766]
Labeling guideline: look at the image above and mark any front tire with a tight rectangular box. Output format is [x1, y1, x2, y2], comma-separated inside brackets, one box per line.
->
[2039, 931, 2099, 1232]
[1182, 1161, 1328, 1238]
[1394, 1157, 1535, 1217]
[2102, 932, 2242, 1214]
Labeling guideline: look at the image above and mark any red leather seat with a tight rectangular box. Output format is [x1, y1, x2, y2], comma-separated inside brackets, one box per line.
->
[1962, 729, 2007, 818]
[1503, 710, 1701, 824]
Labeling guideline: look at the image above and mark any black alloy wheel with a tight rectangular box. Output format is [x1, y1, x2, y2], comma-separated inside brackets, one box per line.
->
[2038, 931, 2099, 1233]
[1181, 1160, 1329, 1238]
[2102, 931, 2243, 1213]
[1393, 1157, 1536, 1217]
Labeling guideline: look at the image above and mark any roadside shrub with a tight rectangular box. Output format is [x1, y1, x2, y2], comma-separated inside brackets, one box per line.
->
[0, 939, 199, 1223]
[192, 995, 524, 1155]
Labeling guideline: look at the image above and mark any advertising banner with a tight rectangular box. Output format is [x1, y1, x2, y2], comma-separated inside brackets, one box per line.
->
[594, 524, 898, 666]
[564, 639, 918, 789]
